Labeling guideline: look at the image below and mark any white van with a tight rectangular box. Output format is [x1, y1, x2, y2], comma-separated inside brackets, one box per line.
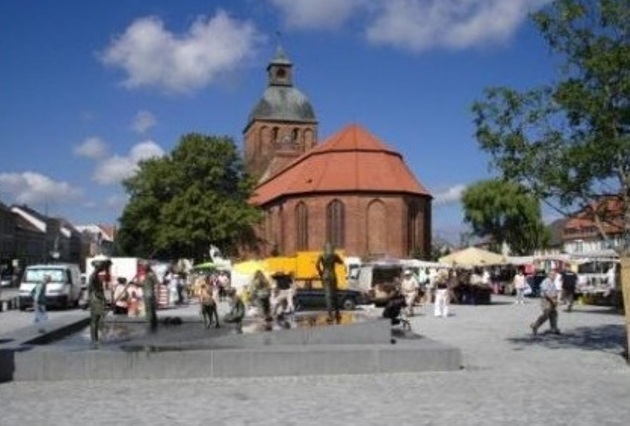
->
[18, 263, 82, 310]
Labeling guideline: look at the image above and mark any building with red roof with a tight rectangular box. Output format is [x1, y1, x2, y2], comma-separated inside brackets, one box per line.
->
[244, 49, 432, 258]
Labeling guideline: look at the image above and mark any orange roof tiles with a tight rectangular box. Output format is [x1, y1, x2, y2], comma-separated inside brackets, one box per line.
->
[251, 124, 431, 205]
[563, 196, 624, 238]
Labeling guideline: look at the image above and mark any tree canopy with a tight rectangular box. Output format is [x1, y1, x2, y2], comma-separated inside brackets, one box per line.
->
[472, 0, 630, 252]
[461, 179, 550, 255]
[116, 133, 261, 260]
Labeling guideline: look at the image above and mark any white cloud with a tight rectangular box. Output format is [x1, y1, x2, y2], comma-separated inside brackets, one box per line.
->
[100, 11, 263, 93]
[434, 184, 467, 205]
[366, 0, 551, 52]
[269, 0, 550, 52]
[74, 137, 108, 159]
[93, 140, 165, 185]
[131, 110, 157, 134]
[270, 0, 366, 30]
[0, 172, 82, 205]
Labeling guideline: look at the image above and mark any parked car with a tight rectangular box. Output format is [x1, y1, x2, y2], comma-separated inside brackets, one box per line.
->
[1, 274, 13, 288]
[18, 263, 82, 310]
[293, 288, 367, 311]
[355, 260, 404, 307]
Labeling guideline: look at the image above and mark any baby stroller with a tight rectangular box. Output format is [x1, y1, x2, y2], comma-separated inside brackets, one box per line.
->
[382, 291, 411, 331]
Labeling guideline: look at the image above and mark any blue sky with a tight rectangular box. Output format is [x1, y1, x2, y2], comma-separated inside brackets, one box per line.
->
[0, 0, 559, 242]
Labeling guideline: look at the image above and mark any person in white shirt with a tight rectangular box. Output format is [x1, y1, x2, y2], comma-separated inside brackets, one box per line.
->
[434, 270, 450, 318]
[530, 270, 561, 335]
[400, 269, 419, 316]
[513, 269, 527, 305]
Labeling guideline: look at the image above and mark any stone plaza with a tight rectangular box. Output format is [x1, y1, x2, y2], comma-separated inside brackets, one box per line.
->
[0, 294, 628, 425]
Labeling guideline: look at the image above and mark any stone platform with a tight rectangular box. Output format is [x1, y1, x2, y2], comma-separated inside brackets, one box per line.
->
[1, 312, 462, 381]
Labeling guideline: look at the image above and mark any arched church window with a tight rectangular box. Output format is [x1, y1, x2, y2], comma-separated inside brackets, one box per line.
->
[292, 128, 300, 144]
[295, 202, 308, 251]
[406, 201, 423, 256]
[326, 199, 345, 249]
[272, 127, 279, 143]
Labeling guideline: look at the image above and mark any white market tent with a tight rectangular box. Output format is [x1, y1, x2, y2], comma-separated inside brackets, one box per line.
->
[439, 246, 506, 267]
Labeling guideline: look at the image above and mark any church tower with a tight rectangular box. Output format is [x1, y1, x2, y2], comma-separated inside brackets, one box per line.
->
[243, 47, 318, 181]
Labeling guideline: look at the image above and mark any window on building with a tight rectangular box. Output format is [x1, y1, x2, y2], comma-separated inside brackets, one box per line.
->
[295, 202, 308, 251]
[406, 201, 422, 256]
[575, 240, 584, 253]
[326, 200, 345, 249]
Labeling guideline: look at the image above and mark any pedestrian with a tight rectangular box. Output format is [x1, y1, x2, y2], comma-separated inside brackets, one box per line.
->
[401, 269, 419, 316]
[513, 268, 527, 305]
[561, 268, 578, 312]
[32, 274, 50, 332]
[530, 270, 561, 335]
[424, 268, 437, 305]
[139, 260, 159, 333]
[271, 271, 294, 317]
[88, 256, 112, 348]
[434, 270, 450, 318]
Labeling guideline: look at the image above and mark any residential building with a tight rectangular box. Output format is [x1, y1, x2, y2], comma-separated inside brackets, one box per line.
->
[562, 197, 624, 254]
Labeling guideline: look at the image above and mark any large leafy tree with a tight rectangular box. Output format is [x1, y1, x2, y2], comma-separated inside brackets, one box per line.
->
[472, 0, 630, 352]
[461, 180, 550, 255]
[117, 133, 261, 260]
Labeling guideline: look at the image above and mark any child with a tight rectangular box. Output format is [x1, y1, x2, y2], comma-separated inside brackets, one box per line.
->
[198, 282, 220, 329]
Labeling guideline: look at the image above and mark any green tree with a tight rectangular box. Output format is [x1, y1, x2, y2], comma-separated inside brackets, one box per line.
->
[117, 133, 262, 260]
[472, 0, 630, 352]
[461, 180, 550, 255]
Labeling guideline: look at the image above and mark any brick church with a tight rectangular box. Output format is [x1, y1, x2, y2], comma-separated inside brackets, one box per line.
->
[244, 47, 432, 259]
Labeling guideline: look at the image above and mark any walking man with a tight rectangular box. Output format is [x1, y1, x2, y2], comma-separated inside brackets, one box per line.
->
[316, 242, 344, 322]
[531, 270, 561, 335]
[32, 274, 50, 333]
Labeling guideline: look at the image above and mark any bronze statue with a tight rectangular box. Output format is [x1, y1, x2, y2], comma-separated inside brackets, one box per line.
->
[316, 242, 344, 322]
[140, 260, 159, 333]
[88, 256, 111, 348]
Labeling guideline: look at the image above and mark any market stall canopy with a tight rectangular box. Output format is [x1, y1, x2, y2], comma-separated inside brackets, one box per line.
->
[439, 247, 506, 267]
[192, 262, 231, 271]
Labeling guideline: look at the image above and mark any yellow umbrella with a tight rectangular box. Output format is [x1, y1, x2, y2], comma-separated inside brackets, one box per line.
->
[439, 246, 505, 267]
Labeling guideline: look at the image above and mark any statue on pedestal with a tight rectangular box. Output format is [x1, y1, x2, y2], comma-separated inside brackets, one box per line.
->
[316, 242, 344, 322]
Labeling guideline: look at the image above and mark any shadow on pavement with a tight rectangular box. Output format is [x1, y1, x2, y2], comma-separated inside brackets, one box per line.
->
[506, 323, 626, 357]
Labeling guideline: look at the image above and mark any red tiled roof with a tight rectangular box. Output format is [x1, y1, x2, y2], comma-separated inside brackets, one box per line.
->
[251, 124, 431, 205]
[98, 224, 116, 241]
[563, 197, 624, 239]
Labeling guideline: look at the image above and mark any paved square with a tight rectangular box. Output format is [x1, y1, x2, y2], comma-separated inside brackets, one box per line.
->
[1, 296, 628, 425]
